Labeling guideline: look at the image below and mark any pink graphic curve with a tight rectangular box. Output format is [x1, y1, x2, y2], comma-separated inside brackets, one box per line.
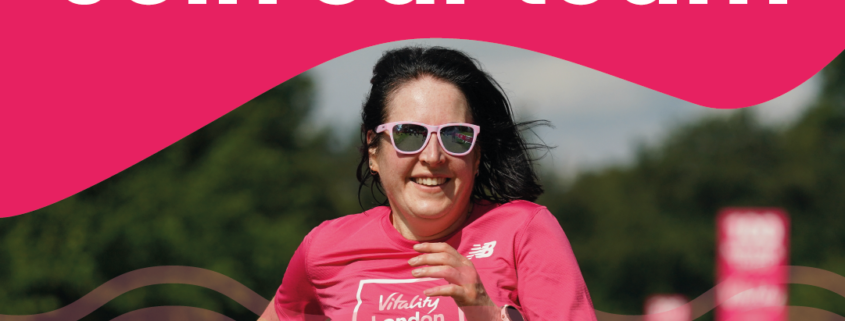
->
[1, 0, 844, 217]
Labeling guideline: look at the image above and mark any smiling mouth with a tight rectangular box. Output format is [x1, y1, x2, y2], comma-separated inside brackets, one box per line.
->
[411, 177, 450, 186]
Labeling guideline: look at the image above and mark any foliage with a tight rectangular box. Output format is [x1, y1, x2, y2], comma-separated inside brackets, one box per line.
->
[538, 51, 845, 317]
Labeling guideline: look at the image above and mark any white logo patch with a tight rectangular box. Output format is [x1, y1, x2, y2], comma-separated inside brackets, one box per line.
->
[466, 241, 496, 259]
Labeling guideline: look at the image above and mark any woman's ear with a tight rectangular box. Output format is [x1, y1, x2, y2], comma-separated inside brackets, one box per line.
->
[473, 146, 481, 177]
[367, 130, 379, 173]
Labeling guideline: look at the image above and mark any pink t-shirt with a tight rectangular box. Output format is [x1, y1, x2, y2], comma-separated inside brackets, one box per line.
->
[274, 200, 597, 321]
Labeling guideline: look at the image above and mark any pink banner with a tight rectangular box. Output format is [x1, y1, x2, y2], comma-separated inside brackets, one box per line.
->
[716, 208, 789, 321]
[2, 1, 844, 217]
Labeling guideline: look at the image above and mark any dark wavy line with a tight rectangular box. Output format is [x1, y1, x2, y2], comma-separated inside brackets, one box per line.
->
[1, 265, 845, 321]
[595, 266, 845, 321]
[0, 266, 268, 321]
[596, 306, 845, 321]
[110, 306, 236, 321]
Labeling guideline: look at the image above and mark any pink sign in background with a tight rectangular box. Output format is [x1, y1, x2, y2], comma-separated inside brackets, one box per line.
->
[716, 208, 790, 321]
[644, 294, 691, 321]
[1, 0, 844, 217]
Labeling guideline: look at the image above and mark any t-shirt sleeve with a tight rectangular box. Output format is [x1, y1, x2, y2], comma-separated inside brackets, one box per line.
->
[274, 229, 327, 321]
[515, 208, 597, 321]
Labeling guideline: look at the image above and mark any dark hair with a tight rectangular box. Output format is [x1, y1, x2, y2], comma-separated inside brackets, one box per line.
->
[356, 46, 550, 208]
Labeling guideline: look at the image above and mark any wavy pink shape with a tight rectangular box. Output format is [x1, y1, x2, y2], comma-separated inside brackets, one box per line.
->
[2, 1, 845, 217]
[1, 266, 844, 321]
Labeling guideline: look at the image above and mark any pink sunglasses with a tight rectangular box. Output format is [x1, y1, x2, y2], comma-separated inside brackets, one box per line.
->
[376, 122, 480, 156]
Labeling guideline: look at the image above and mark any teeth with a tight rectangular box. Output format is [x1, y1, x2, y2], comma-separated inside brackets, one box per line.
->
[414, 177, 447, 186]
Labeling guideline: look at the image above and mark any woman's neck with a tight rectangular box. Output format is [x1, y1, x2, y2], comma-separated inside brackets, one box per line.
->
[390, 203, 473, 242]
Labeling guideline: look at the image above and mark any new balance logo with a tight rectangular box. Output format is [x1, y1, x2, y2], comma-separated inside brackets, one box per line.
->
[466, 241, 497, 259]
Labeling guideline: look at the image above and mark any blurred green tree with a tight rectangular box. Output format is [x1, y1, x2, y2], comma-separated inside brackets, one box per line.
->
[538, 51, 845, 318]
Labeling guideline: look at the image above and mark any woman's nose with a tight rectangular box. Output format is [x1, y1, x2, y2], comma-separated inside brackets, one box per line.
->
[419, 134, 445, 165]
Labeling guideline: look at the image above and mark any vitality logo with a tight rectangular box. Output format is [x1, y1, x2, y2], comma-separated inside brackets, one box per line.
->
[353, 278, 459, 321]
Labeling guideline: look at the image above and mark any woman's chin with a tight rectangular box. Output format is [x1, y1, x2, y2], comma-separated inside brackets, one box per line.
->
[405, 202, 453, 221]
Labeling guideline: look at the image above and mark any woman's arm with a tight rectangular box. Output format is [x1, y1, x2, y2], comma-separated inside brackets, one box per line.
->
[515, 208, 597, 321]
[265, 231, 327, 321]
[258, 301, 280, 321]
[409, 242, 504, 321]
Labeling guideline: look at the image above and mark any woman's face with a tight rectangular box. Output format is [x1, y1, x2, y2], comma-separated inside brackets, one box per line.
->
[369, 76, 480, 237]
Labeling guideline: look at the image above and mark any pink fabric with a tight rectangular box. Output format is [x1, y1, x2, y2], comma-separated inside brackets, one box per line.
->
[274, 200, 597, 321]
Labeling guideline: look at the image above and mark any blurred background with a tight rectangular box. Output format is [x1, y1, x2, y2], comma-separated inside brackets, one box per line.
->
[1, 40, 843, 320]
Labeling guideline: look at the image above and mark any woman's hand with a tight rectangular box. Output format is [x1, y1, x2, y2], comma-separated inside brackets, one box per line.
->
[409, 242, 500, 320]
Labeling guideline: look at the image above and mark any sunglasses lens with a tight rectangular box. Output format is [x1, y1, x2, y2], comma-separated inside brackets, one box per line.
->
[392, 124, 429, 152]
[440, 126, 475, 154]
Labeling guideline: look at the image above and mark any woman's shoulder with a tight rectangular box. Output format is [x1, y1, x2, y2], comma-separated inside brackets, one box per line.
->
[305, 206, 390, 241]
[495, 199, 547, 211]
[470, 200, 554, 233]
[483, 200, 550, 219]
